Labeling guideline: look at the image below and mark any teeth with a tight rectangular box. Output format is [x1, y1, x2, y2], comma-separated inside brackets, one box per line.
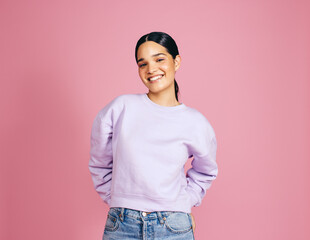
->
[149, 75, 163, 81]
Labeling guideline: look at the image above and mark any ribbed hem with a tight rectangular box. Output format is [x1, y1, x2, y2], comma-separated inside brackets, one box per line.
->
[109, 191, 192, 213]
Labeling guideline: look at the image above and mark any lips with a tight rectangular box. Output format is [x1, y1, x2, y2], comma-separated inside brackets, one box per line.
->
[148, 74, 164, 81]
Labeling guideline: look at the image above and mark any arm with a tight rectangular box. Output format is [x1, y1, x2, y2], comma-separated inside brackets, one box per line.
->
[186, 119, 218, 208]
[190, 213, 196, 232]
[88, 106, 114, 205]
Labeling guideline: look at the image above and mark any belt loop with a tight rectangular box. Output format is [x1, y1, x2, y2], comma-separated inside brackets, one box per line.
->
[119, 208, 124, 222]
[156, 211, 164, 225]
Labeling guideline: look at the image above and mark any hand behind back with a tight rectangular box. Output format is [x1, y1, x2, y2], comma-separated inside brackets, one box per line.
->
[190, 213, 196, 232]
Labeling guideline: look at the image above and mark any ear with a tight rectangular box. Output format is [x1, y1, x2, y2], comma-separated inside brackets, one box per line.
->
[174, 55, 181, 71]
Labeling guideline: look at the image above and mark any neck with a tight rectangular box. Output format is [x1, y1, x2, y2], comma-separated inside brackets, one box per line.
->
[147, 91, 180, 107]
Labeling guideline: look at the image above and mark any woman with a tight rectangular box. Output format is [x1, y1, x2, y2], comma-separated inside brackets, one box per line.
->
[89, 31, 218, 240]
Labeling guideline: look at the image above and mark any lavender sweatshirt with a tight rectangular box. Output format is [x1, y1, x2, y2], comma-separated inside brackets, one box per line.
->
[88, 93, 218, 213]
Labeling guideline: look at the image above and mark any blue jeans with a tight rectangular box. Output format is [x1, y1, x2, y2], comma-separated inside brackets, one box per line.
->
[102, 207, 195, 240]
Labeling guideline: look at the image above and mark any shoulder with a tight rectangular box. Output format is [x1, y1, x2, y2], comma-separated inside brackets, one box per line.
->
[96, 93, 141, 117]
[108, 93, 141, 105]
[185, 106, 216, 138]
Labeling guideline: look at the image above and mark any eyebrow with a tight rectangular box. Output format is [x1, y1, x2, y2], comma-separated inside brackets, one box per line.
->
[137, 53, 167, 63]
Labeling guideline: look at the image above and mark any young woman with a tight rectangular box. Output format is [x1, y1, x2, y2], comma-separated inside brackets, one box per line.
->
[89, 31, 218, 240]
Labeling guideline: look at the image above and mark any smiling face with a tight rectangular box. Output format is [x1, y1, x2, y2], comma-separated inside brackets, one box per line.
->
[137, 41, 181, 95]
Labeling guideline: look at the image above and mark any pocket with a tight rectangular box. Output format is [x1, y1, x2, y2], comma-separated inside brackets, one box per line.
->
[187, 213, 193, 227]
[164, 212, 192, 234]
[104, 211, 119, 232]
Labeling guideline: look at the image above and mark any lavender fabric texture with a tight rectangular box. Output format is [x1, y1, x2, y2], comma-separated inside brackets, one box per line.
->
[88, 93, 218, 213]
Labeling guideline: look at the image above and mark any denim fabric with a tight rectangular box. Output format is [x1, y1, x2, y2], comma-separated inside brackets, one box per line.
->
[102, 207, 195, 240]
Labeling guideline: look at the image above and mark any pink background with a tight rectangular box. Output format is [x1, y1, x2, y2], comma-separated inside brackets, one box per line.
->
[1, 0, 309, 239]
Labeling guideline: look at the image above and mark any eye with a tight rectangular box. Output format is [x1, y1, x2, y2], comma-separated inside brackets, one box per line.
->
[157, 58, 165, 62]
[139, 63, 146, 68]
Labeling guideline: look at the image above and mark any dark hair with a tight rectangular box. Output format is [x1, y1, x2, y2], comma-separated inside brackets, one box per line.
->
[135, 32, 180, 102]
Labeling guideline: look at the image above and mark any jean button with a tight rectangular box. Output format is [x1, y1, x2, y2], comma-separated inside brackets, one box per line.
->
[142, 212, 147, 217]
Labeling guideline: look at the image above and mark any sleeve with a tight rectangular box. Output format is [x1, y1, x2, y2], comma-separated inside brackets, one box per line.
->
[88, 103, 114, 205]
[186, 117, 218, 208]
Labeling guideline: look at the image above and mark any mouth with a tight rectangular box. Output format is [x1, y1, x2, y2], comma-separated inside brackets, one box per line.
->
[147, 74, 164, 82]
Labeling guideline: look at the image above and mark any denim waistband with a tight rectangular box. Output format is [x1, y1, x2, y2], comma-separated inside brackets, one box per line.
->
[109, 207, 177, 224]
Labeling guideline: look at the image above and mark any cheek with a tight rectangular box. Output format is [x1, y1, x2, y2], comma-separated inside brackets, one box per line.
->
[162, 64, 174, 74]
[160, 64, 171, 72]
[138, 69, 144, 78]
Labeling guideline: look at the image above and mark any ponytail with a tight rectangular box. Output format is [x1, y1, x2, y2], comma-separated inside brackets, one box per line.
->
[174, 79, 179, 102]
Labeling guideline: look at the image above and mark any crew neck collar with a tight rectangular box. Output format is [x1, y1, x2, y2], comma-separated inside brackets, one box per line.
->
[141, 93, 186, 112]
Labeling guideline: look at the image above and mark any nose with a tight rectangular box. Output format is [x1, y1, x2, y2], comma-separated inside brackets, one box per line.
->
[147, 62, 157, 74]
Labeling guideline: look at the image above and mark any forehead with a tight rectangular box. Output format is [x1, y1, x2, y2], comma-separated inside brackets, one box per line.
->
[137, 41, 168, 58]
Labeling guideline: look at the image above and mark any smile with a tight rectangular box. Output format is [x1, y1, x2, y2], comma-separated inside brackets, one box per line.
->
[148, 75, 164, 81]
